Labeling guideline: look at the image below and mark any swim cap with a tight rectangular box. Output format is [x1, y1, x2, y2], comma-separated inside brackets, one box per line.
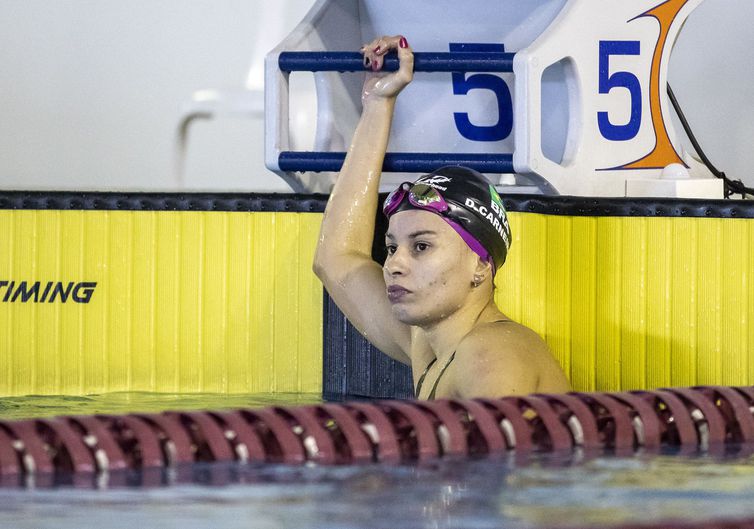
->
[384, 166, 512, 272]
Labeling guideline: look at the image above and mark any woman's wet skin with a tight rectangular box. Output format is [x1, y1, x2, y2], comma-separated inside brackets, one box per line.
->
[313, 34, 571, 398]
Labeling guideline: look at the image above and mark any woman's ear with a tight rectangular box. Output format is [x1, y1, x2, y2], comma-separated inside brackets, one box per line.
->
[471, 258, 493, 287]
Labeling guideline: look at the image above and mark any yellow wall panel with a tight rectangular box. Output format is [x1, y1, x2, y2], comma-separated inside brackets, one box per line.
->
[1, 205, 752, 397]
[132, 212, 157, 389]
[696, 219, 722, 385]
[720, 220, 748, 385]
[297, 216, 324, 392]
[35, 211, 61, 393]
[0, 210, 322, 397]
[154, 212, 180, 391]
[569, 217, 597, 391]
[225, 213, 253, 394]
[496, 212, 754, 393]
[620, 217, 646, 391]
[749, 221, 754, 384]
[595, 217, 622, 391]
[250, 214, 276, 393]
[645, 219, 672, 388]
[544, 216, 571, 377]
[59, 212, 85, 393]
[670, 218, 696, 386]
[13, 212, 37, 392]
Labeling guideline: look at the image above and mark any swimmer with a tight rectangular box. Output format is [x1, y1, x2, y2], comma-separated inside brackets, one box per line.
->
[313, 35, 570, 399]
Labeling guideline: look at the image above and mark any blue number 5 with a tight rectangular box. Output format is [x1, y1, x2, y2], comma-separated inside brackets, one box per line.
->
[451, 43, 513, 142]
[598, 40, 642, 141]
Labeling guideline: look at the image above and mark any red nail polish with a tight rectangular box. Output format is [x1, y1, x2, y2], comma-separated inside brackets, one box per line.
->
[399, 37, 408, 48]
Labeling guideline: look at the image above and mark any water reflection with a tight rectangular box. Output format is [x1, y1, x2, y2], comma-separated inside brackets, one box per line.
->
[3, 450, 754, 528]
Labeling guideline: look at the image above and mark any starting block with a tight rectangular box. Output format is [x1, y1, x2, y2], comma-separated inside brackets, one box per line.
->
[265, 0, 723, 198]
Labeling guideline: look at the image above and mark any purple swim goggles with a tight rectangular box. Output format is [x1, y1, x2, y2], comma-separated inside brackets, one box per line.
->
[383, 182, 495, 273]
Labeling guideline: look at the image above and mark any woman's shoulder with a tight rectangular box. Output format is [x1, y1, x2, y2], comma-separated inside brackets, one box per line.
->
[450, 320, 540, 397]
[462, 319, 550, 355]
[453, 319, 570, 395]
[453, 319, 557, 378]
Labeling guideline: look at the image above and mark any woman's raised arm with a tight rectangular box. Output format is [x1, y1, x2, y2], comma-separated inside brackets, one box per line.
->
[313, 35, 414, 363]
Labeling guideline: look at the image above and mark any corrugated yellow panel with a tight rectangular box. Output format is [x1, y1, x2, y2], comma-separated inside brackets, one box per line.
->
[495, 215, 521, 322]
[497, 212, 754, 392]
[13, 211, 38, 393]
[645, 218, 672, 388]
[297, 216, 324, 392]
[178, 213, 202, 391]
[226, 213, 254, 394]
[595, 217, 622, 391]
[721, 219, 748, 385]
[35, 211, 62, 393]
[2, 205, 753, 397]
[250, 214, 275, 393]
[519, 213, 547, 332]
[154, 212, 180, 391]
[202, 213, 228, 392]
[0, 213, 10, 391]
[0, 210, 322, 397]
[108, 211, 134, 391]
[132, 212, 157, 389]
[569, 217, 597, 392]
[670, 218, 697, 386]
[59, 211, 85, 393]
[273, 214, 300, 391]
[544, 215, 571, 378]
[620, 217, 646, 391]
[749, 220, 754, 384]
[696, 218, 721, 385]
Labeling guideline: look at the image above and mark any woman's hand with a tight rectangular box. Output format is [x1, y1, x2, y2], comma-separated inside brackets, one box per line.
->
[360, 35, 414, 103]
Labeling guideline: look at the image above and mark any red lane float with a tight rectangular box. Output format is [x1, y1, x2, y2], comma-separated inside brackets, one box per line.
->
[0, 386, 753, 479]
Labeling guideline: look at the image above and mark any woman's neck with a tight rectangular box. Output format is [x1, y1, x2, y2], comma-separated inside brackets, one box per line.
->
[419, 296, 499, 363]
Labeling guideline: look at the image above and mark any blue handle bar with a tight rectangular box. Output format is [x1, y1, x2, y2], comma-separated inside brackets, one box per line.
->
[278, 51, 515, 73]
[278, 152, 514, 173]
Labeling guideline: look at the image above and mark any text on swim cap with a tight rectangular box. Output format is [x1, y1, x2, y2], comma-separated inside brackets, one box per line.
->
[464, 198, 510, 248]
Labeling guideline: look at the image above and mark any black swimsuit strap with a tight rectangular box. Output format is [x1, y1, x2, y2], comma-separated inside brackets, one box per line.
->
[414, 357, 437, 398]
[427, 351, 456, 400]
[414, 320, 513, 399]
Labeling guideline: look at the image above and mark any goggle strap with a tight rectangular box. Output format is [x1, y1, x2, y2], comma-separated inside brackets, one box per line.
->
[442, 217, 495, 276]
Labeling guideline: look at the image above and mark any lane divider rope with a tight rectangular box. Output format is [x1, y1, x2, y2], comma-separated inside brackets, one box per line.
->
[2, 386, 754, 484]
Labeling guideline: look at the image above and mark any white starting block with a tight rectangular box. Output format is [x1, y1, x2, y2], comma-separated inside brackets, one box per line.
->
[265, 0, 723, 198]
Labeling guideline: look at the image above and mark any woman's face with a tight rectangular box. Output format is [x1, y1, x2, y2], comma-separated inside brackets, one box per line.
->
[384, 210, 481, 326]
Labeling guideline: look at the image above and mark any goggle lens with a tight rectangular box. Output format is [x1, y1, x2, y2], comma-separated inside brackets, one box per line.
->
[383, 182, 449, 217]
[407, 184, 448, 214]
[383, 182, 411, 216]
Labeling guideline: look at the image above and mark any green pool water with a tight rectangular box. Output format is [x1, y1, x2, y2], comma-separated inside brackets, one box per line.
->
[0, 392, 321, 420]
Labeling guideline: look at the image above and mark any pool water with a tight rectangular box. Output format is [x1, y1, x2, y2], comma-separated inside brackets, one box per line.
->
[2, 451, 754, 528]
[3, 394, 754, 528]
[0, 392, 321, 420]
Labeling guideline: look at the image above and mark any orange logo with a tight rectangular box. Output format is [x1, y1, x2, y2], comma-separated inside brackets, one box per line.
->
[619, 0, 688, 170]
